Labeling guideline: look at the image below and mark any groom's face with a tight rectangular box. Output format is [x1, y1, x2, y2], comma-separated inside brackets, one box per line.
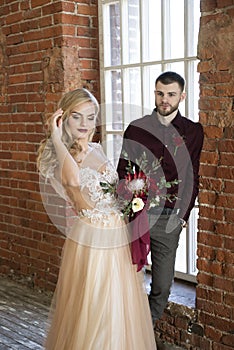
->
[154, 81, 186, 117]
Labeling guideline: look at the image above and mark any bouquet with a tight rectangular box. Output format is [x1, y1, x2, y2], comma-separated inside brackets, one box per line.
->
[101, 151, 179, 219]
[100, 151, 180, 272]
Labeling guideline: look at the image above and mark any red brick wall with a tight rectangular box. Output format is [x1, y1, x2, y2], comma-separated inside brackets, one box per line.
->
[197, 0, 234, 348]
[0, 0, 99, 290]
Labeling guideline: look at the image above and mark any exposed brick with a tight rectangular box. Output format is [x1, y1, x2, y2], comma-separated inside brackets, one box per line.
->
[220, 152, 234, 166]
[202, 138, 218, 151]
[0, 0, 99, 294]
[198, 231, 223, 248]
[199, 164, 217, 177]
[199, 191, 217, 205]
[200, 0, 218, 12]
[1, 2, 234, 350]
[224, 293, 234, 308]
[215, 194, 234, 208]
[225, 208, 234, 223]
[203, 125, 224, 138]
[205, 325, 222, 343]
[200, 178, 223, 192]
[31, 0, 49, 7]
[77, 4, 98, 16]
[197, 272, 214, 287]
[215, 83, 234, 97]
[217, 0, 233, 8]
[215, 222, 234, 237]
[197, 259, 223, 276]
[213, 342, 234, 350]
[218, 139, 234, 153]
[196, 286, 222, 304]
[216, 166, 234, 180]
[213, 276, 234, 293]
[197, 245, 216, 260]
[61, 2, 76, 13]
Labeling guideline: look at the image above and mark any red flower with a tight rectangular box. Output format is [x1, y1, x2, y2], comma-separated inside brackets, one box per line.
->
[138, 170, 146, 180]
[172, 134, 185, 155]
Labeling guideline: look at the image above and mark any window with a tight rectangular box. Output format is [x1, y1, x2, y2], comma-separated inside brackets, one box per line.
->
[99, 0, 200, 281]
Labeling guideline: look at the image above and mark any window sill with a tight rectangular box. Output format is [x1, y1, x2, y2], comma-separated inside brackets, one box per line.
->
[144, 272, 196, 309]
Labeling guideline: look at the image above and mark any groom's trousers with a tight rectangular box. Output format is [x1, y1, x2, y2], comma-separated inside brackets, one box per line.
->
[148, 208, 182, 321]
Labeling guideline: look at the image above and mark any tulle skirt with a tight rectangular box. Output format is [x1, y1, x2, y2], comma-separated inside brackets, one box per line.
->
[44, 224, 156, 350]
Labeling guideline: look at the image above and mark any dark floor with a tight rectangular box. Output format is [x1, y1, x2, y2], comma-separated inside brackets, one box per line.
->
[0, 277, 51, 350]
[0, 274, 194, 349]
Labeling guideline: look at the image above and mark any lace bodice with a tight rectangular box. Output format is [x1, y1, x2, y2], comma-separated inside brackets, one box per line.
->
[47, 142, 122, 226]
[41, 142, 129, 246]
[78, 160, 121, 226]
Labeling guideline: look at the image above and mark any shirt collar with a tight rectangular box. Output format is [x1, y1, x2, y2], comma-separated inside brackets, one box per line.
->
[152, 108, 184, 130]
[157, 110, 177, 126]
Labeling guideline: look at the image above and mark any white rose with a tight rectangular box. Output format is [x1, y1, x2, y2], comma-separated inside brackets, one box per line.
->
[132, 197, 145, 213]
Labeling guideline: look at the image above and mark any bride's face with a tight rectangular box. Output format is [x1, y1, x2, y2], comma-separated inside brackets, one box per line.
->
[67, 101, 96, 140]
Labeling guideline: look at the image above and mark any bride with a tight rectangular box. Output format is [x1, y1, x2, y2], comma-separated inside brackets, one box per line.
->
[37, 88, 156, 350]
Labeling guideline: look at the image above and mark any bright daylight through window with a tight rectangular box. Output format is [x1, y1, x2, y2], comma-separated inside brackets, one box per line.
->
[99, 0, 201, 281]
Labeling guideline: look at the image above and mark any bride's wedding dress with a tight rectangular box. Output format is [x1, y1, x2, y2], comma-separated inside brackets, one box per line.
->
[44, 143, 156, 350]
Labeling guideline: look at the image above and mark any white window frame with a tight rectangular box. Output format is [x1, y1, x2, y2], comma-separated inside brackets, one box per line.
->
[98, 0, 200, 282]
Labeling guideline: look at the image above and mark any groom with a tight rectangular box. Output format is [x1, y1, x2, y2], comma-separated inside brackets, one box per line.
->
[117, 71, 204, 322]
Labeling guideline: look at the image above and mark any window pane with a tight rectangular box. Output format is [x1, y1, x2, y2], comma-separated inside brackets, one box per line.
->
[104, 134, 123, 168]
[169, 61, 185, 116]
[142, 0, 162, 62]
[175, 228, 187, 273]
[187, 0, 200, 56]
[122, 0, 140, 64]
[164, 0, 184, 59]
[104, 70, 122, 131]
[187, 60, 199, 122]
[123, 67, 142, 124]
[188, 206, 198, 275]
[143, 65, 162, 112]
[103, 2, 121, 67]
[123, 67, 141, 105]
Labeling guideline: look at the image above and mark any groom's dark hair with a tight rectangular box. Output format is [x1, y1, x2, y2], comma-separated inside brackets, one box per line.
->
[156, 71, 185, 92]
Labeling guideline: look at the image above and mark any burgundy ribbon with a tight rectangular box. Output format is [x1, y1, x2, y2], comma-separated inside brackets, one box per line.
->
[130, 209, 150, 272]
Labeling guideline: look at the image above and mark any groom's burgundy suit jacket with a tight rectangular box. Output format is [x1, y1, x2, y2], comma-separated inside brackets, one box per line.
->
[117, 109, 204, 222]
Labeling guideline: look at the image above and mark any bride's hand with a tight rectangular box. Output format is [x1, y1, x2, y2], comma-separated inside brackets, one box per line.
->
[50, 108, 63, 140]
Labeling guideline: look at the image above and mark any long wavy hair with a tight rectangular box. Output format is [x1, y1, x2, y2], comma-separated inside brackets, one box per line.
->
[37, 88, 99, 177]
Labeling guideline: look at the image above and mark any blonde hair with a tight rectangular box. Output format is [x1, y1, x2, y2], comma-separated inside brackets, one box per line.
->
[37, 88, 99, 177]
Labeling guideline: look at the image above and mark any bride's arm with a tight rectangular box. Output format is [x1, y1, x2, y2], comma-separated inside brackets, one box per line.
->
[51, 108, 80, 188]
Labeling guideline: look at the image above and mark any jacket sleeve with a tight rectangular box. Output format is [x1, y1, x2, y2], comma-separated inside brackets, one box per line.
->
[180, 122, 204, 222]
[117, 124, 139, 179]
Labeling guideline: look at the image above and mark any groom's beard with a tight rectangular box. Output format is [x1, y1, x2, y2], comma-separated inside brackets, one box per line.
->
[156, 101, 180, 117]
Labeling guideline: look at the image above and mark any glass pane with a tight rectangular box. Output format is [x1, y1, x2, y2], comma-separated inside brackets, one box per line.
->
[123, 67, 142, 123]
[175, 228, 187, 273]
[104, 70, 123, 131]
[104, 134, 123, 168]
[143, 65, 162, 113]
[187, 0, 200, 56]
[122, 0, 140, 64]
[188, 206, 198, 275]
[168, 61, 185, 116]
[142, 0, 162, 62]
[164, 0, 184, 59]
[187, 60, 200, 122]
[103, 2, 121, 67]
[194, 67, 199, 122]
